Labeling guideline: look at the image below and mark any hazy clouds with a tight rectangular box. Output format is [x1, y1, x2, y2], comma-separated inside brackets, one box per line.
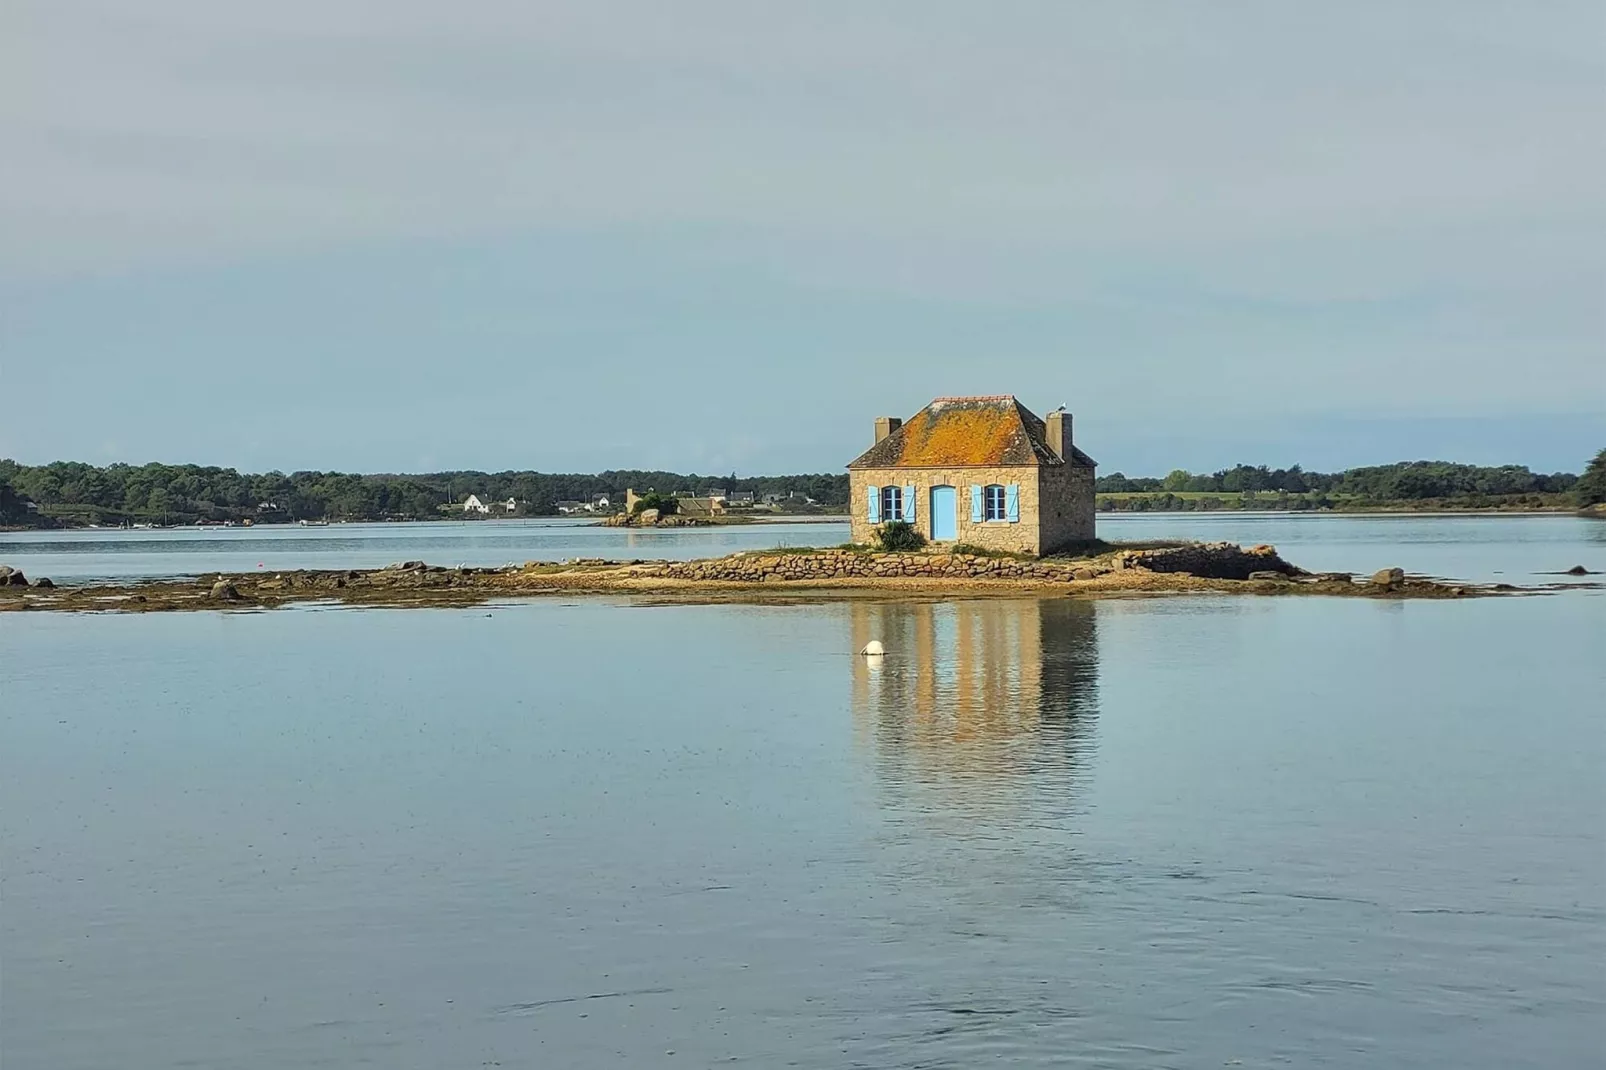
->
[4, 1, 1603, 471]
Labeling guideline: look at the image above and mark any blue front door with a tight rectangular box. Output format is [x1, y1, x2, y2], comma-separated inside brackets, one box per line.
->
[929, 485, 957, 541]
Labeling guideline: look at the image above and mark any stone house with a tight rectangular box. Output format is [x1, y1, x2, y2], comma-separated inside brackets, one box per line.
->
[847, 395, 1096, 555]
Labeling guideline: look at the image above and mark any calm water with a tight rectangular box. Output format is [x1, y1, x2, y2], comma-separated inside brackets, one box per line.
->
[1, 513, 1602, 584]
[0, 518, 853, 583]
[2, 522, 1603, 1068]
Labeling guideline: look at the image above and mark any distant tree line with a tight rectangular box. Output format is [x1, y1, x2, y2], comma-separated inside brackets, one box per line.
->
[1095, 461, 1580, 499]
[0, 477, 33, 525]
[0, 460, 849, 527]
[2, 455, 1599, 528]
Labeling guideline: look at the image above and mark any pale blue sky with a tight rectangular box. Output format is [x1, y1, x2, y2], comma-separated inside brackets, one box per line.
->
[3, 1, 1602, 475]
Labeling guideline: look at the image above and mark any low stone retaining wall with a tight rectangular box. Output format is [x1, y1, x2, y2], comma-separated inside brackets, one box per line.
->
[619, 541, 1300, 584]
[628, 549, 1107, 583]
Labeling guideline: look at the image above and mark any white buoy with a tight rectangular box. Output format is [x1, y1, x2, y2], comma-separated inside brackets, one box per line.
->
[860, 640, 886, 656]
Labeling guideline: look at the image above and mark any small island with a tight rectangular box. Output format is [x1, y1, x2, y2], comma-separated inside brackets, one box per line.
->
[3, 540, 1597, 614]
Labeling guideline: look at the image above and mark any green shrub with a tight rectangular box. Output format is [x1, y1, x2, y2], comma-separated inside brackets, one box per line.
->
[873, 520, 927, 552]
[951, 543, 1039, 561]
[950, 542, 1023, 559]
[1578, 448, 1606, 506]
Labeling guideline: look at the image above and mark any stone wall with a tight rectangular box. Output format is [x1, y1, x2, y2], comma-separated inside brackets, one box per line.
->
[849, 466, 1047, 554]
[632, 547, 1107, 583]
[619, 541, 1297, 584]
[1036, 463, 1096, 551]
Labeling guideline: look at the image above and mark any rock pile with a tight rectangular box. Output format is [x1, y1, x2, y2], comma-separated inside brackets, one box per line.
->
[1108, 542, 1302, 580]
[600, 513, 712, 528]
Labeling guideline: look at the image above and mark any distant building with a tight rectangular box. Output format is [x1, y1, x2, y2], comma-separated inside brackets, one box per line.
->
[626, 487, 724, 517]
[762, 491, 815, 506]
[555, 500, 589, 515]
[727, 491, 755, 506]
[847, 395, 1096, 555]
[463, 495, 519, 515]
[675, 496, 725, 518]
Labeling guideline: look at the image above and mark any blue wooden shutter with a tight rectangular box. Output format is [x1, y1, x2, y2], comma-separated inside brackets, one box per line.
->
[903, 484, 916, 522]
[867, 485, 880, 523]
[969, 485, 983, 522]
[1005, 484, 1020, 523]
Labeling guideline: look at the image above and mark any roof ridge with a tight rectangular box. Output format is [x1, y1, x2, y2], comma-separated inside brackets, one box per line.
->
[930, 394, 1017, 403]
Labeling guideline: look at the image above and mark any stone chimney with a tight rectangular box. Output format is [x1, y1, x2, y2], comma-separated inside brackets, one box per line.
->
[873, 416, 903, 444]
[1045, 410, 1069, 461]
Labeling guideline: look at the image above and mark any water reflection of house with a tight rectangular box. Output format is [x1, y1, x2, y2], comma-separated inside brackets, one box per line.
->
[849, 599, 1099, 814]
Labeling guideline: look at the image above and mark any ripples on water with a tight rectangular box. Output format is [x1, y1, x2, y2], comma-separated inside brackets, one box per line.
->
[2, 567, 1603, 1066]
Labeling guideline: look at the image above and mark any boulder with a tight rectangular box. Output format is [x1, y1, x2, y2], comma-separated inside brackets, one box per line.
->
[32, 577, 54, 589]
[1072, 568, 1098, 581]
[209, 580, 242, 602]
[1247, 570, 1285, 582]
[1565, 564, 1591, 576]
[1370, 567, 1405, 590]
[2, 567, 27, 586]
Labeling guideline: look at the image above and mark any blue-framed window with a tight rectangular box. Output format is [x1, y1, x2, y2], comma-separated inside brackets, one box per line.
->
[880, 485, 903, 522]
[983, 484, 1006, 521]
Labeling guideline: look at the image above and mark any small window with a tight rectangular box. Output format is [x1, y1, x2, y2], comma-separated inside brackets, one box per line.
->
[983, 484, 1006, 521]
[880, 485, 903, 521]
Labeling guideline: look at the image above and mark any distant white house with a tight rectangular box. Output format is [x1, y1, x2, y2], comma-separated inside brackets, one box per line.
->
[464, 494, 518, 514]
[762, 491, 815, 505]
[555, 500, 589, 515]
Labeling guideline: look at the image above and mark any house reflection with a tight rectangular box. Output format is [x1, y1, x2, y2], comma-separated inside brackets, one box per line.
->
[849, 598, 1099, 816]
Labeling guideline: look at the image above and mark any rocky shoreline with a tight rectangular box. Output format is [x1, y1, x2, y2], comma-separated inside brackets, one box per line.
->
[3, 542, 1596, 614]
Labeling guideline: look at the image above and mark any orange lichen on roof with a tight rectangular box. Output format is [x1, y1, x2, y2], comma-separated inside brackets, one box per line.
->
[889, 404, 1028, 466]
[848, 395, 1090, 469]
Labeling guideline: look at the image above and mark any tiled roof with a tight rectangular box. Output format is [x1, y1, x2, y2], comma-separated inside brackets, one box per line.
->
[847, 396, 1095, 469]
